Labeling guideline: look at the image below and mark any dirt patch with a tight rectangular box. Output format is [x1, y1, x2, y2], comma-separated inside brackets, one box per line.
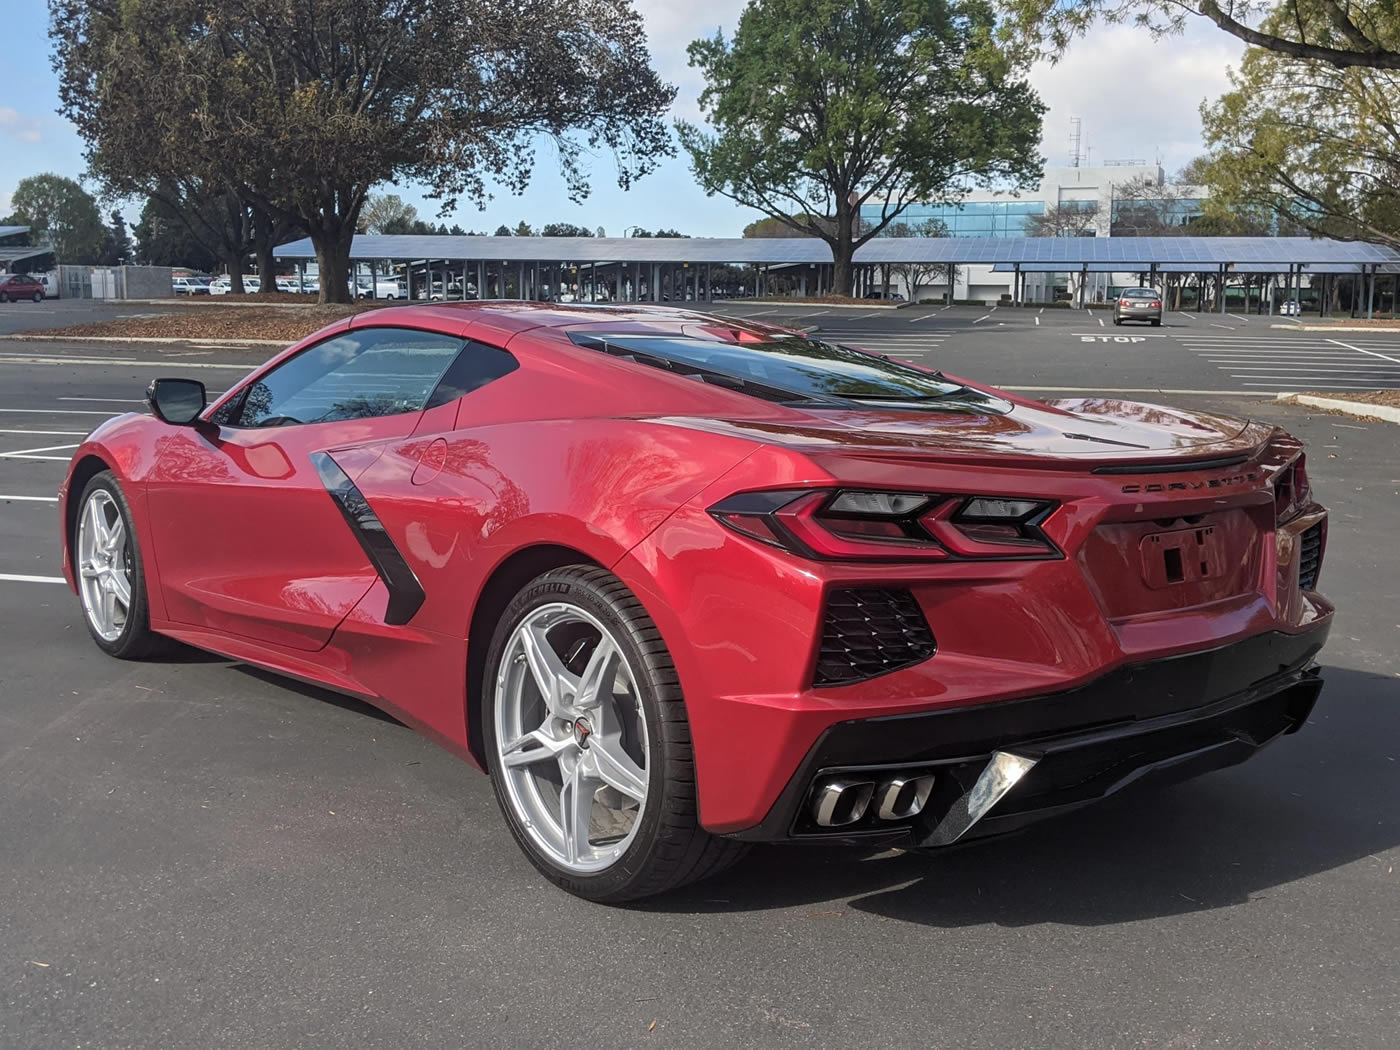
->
[1299, 390, 1400, 408]
[747, 294, 903, 306]
[27, 302, 397, 343]
[1299, 317, 1400, 329]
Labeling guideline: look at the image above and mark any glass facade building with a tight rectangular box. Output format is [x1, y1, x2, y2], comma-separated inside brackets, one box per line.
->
[863, 200, 1045, 238]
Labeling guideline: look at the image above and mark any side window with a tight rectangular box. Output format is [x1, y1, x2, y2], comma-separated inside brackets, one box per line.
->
[220, 327, 466, 428]
[425, 339, 519, 409]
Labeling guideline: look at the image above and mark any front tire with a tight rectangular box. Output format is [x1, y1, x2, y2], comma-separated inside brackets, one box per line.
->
[483, 565, 744, 902]
[0, 292, 9, 303]
[74, 472, 163, 659]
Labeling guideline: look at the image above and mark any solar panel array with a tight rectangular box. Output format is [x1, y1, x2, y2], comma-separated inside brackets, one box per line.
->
[0, 226, 32, 239]
[274, 233, 1400, 269]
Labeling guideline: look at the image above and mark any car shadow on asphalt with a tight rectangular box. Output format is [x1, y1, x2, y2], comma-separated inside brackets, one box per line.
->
[646, 665, 1398, 926]
[231, 663, 406, 726]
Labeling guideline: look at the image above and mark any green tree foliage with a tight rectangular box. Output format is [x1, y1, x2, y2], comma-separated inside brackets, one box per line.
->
[359, 194, 419, 234]
[743, 216, 820, 238]
[541, 223, 595, 237]
[133, 195, 221, 272]
[99, 209, 133, 265]
[678, 0, 1043, 295]
[629, 228, 687, 237]
[1001, 0, 1399, 71]
[51, 0, 675, 302]
[1199, 7, 1400, 249]
[494, 224, 514, 237]
[8, 174, 106, 263]
[513, 221, 535, 236]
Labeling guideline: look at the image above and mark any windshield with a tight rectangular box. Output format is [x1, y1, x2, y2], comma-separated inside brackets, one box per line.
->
[570, 331, 1007, 410]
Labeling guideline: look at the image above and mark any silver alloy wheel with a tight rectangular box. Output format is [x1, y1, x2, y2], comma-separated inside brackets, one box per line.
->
[77, 489, 133, 642]
[494, 603, 650, 873]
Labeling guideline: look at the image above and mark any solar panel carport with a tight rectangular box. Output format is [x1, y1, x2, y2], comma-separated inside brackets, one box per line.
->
[275, 234, 1400, 316]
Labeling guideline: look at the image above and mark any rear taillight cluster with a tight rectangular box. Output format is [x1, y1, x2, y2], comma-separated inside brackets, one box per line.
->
[709, 489, 1059, 561]
[1273, 455, 1312, 522]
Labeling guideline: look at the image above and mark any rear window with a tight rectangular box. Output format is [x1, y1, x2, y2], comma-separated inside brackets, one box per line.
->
[569, 331, 1008, 411]
[1122, 288, 1159, 298]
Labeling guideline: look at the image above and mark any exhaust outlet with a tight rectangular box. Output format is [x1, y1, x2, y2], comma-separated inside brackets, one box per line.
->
[811, 777, 875, 827]
[875, 773, 936, 820]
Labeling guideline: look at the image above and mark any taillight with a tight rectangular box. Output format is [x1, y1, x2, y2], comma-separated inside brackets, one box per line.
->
[709, 489, 1059, 561]
[1273, 455, 1312, 522]
[1119, 299, 1130, 306]
[1150, 301, 1161, 308]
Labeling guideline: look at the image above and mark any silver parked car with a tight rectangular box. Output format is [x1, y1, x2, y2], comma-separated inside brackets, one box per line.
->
[1113, 287, 1162, 326]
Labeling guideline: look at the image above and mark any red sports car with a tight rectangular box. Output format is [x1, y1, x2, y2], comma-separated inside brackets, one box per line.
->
[58, 302, 1331, 902]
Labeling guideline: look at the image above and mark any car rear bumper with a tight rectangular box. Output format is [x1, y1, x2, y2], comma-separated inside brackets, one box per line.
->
[723, 624, 1328, 845]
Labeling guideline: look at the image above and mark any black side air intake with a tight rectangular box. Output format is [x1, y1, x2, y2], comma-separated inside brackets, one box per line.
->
[814, 588, 936, 686]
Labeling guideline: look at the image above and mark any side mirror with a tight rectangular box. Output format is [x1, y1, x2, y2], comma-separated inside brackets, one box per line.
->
[147, 377, 207, 425]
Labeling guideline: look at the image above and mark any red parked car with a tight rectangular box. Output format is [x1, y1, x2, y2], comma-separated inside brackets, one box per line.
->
[58, 302, 1331, 901]
[0, 272, 45, 302]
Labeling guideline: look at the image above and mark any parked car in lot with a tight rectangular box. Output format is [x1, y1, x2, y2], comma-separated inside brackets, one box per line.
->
[1280, 299, 1301, 316]
[210, 276, 263, 295]
[353, 277, 405, 299]
[57, 302, 1332, 902]
[0, 272, 46, 302]
[172, 276, 213, 296]
[1113, 287, 1162, 326]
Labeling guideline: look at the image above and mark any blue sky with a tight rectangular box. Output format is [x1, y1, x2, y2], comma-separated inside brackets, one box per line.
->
[1, 3, 1243, 236]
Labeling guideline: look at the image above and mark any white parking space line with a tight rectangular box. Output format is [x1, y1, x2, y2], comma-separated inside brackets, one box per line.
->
[0, 407, 115, 416]
[1097, 317, 1105, 327]
[0, 443, 81, 456]
[1034, 316, 1039, 325]
[1328, 337, 1400, 366]
[1209, 323, 1235, 330]
[0, 494, 59, 502]
[973, 314, 992, 324]
[0, 573, 65, 584]
[56, 397, 146, 404]
[0, 428, 89, 436]
[1178, 312, 1197, 319]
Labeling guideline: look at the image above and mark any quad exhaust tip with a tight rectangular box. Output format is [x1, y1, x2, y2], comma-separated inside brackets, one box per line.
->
[811, 772, 936, 827]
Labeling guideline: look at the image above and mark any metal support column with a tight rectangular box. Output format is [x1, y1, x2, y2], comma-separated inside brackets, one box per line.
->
[1367, 264, 1376, 319]
[704, 263, 712, 303]
[1078, 264, 1087, 309]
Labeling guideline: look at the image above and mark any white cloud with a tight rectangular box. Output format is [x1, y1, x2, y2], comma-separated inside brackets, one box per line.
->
[1027, 23, 1241, 175]
[0, 107, 43, 145]
[634, 0, 747, 122]
[638, 4, 1238, 179]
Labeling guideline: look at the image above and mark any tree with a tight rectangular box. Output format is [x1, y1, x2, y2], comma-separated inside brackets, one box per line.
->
[743, 216, 821, 238]
[678, 0, 1043, 295]
[7, 174, 106, 263]
[98, 209, 132, 265]
[880, 218, 949, 299]
[540, 223, 594, 237]
[494, 224, 514, 237]
[359, 194, 419, 234]
[513, 221, 535, 237]
[51, 0, 676, 303]
[133, 195, 221, 272]
[1200, 14, 1400, 250]
[1175, 155, 1212, 186]
[1001, 0, 1399, 72]
[1025, 201, 1100, 237]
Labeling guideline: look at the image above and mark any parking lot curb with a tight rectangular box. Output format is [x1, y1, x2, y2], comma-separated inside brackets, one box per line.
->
[1272, 324, 1400, 332]
[1277, 393, 1400, 424]
[0, 334, 286, 347]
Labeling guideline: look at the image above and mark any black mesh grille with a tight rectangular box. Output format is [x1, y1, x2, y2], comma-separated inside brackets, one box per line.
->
[814, 588, 937, 686]
[1298, 523, 1323, 591]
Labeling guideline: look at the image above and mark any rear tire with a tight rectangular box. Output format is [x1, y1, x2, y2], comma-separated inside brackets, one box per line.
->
[32, 291, 42, 303]
[483, 565, 744, 903]
[73, 471, 165, 659]
[0, 292, 9, 303]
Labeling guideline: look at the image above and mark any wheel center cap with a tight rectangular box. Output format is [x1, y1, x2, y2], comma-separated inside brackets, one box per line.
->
[572, 716, 593, 749]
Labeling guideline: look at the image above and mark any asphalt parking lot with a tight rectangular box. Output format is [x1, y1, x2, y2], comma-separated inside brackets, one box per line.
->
[0, 296, 164, 337]
[1, 316, 1398, 1048]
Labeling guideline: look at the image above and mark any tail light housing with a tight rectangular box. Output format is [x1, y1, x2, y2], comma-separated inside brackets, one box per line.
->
[709, 489, 1060, 561]
[1273, 455, 1312, 522]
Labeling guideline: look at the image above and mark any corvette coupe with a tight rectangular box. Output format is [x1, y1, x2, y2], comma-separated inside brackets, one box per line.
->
[59, 302, 1331, 902]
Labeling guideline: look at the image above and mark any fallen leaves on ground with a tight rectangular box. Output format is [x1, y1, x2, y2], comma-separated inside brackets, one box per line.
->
[26, 302, 401, 343]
